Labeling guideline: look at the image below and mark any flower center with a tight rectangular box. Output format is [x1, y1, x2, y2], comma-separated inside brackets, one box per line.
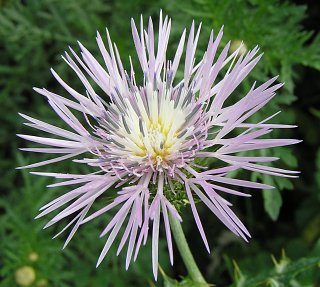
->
[109, 83, 194, 168]
[127, 94, 187, 166]
[100, 81, 203, 172]
[139, 120, 177, 165]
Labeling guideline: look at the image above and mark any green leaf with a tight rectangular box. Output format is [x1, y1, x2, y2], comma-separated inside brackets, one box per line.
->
[263, 176, 283, 221]
[232, 253, 320, 287]
[263, 188, 282, 221]
[274, 177, 294, 191]
[160, 267, 211, 287]
[310, 108, 320, 119]
[277, 148, 298, 168]
[162, 273, 180, 287]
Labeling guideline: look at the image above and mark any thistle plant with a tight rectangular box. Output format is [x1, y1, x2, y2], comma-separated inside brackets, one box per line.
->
[18, 11, 298, 282]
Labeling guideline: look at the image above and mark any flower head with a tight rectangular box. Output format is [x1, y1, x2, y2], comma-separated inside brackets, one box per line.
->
[19, 12, 299, 279]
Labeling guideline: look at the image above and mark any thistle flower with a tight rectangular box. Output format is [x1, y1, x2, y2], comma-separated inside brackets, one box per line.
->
[18, 12, 299, 279]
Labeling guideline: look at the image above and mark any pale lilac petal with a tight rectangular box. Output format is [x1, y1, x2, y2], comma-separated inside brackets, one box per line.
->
[185, 182, 210, 252]
[63, 201, 93, 248]
[191, 183, 248, 239]
[161, 199, 174, 265]
[151, 199, 161, 279]
[17, 151, 84, 169]
[96, 207, 130, 267]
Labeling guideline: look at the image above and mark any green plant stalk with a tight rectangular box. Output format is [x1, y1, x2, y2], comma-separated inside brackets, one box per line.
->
[169, 214, 207, 284]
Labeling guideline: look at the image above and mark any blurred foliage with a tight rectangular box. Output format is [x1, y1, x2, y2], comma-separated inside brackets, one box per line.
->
[0, 0, 320, 286]
[227, 249, 320, 287]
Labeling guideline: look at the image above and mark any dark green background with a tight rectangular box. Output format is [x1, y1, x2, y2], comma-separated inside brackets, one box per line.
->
[0, 0, 319, 286]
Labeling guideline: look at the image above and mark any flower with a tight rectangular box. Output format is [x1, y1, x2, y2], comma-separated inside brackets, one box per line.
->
[15, 266, 36, 286]
[28, 252, 39, 262]
[18, 11, 299, 279]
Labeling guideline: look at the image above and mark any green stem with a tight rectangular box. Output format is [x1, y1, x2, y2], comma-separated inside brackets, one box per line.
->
[169, 214, 207, 285]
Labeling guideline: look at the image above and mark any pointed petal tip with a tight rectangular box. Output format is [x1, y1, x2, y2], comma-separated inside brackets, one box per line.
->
[153, 272, 158, 281]
[96, 257, 103, 268]
[29, 171, 40, 175]
[263, 185, 275, 190]
[43, 223, 50, 229]
[77, 40, 85, 49]
[33, 87, 43, 94]
[243, 237, 249, 243]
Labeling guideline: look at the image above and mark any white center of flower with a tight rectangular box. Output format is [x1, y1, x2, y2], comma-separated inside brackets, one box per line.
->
[110, 83, 195, 167]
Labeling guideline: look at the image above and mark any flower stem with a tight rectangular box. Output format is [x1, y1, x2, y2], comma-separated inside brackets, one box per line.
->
[169, 214, 207, 285]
